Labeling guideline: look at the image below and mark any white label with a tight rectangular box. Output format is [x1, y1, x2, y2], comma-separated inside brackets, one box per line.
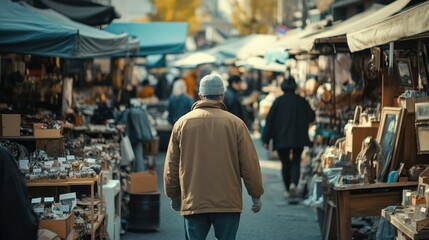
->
[61, 164, 70, 171]
[33, 168, 42, 174]
[44, 197, 54, 202]
[421, 207, 427, 213]
[19, 160, 29, 169]
[58, 157, 66, 163]
[66, 155, 75, 161]
[44, 161, 54, 167]
[87, 158, 96, 163]
[31, 197, 42, 204]
[406, 192, 412, 196]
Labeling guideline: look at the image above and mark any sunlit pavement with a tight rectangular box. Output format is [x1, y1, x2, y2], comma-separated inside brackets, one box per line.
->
[122, 135, 322, 240]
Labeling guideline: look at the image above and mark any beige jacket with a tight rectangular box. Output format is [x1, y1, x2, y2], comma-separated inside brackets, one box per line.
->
[164, 100, 264, 215]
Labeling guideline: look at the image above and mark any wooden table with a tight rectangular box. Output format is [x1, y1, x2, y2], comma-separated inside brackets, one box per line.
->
[327, 182, 418, 240]
[382, 209, 429, 239]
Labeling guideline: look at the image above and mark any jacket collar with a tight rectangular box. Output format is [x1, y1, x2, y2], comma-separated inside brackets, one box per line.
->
[191, 100, 227, 111]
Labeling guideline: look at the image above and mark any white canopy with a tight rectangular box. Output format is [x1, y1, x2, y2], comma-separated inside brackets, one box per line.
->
[236, 56, 285, 72]
[172, 52, 217, 68]
[347, 1, 429, 52]
[292, 0, 412, 52]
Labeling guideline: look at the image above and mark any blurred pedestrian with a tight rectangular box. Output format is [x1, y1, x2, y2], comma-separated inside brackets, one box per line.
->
[167, 79, 194, 126]
[0, 146, 38, 240]
[138, 79, 155, 99]
[164, 74, 264, 240]
[224, 75, 249, 127]
[262, 75, 315, 198]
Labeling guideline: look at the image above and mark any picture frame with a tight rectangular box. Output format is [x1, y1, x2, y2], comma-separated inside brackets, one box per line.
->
[376, 107, 407, 182]
[396, 58, 414, 88]
[415, 102, 429, 121]
[416, 123, 429, 155]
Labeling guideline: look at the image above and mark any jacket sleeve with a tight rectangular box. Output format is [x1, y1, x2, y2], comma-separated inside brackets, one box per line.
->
[163, 126, 181, 198]
[261, 99, 277, 145]
[238, 123, 264, 198]
[305, 100, 316, 124]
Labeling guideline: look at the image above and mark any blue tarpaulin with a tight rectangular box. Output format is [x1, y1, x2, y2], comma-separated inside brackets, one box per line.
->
[0, 0, 137, 58]
[104, 22, 188, 56]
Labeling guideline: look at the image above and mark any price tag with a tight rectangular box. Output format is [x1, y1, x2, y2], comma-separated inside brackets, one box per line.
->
[44, 197, 54, 202]
[421, 207, 427, 213]
[58, 157, 66, 163]
[33, 168, 42, 174]
[44, 161, 54, 167]
[66, 155, 75, 161]
[19, 159, 29, 169]
[61, 163, 70, 171]
[31, 197, 42, 204]
[406, 192, 412, 196]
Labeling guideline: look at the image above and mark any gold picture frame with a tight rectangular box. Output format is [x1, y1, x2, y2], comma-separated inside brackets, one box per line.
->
[376, 107, 407, 182]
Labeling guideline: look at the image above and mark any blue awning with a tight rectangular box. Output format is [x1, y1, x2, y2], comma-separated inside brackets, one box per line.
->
[104, 22, 188, 56]
[0, 0, 137, 58]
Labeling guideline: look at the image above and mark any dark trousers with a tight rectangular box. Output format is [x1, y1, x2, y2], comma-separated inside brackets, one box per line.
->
[277, 147, 303, 191]
[184, 213, 241, 240]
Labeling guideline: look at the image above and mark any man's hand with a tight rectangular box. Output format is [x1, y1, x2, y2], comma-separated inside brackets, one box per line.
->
[251, 198, 262, 213]
[170, 197, 181, 211]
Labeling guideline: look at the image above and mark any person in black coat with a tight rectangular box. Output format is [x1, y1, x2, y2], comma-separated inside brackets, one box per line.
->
[262, 76, 315, 197]
[224, 75, 249, 127]
[0, 146, 39, 240]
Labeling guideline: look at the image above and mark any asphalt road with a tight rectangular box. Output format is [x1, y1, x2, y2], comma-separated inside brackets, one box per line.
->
[122, 135, 322, 240]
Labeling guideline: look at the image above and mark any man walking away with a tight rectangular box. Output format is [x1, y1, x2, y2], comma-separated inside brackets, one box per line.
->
[164, 74, 264, 240]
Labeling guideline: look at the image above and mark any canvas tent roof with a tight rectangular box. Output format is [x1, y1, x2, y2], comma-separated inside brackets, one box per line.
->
[0, 0, 136, 58]
[104, 22, 188, 56]
[172, 52, 218, 68]
[207, 34, 278, 60]
[347, 1, 429, 52]
[288, 0, 413, 52]
[31, 0, 120, 26]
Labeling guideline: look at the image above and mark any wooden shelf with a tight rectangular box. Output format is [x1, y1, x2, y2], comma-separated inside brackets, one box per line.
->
[88, 214, 105, 235]
[0, 135, 62, 140]
[26, 176, 99, 187]
[27, 174, 104, 240]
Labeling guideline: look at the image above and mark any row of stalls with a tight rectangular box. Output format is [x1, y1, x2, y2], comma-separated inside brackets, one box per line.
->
[0, 0, 188, 239]
[269, 0, 429, 239]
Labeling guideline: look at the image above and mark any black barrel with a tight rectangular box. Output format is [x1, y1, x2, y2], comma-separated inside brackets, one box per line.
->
[127, 192, 160, 231]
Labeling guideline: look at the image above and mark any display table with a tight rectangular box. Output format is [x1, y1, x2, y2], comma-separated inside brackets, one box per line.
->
[325, 182, 418, 240]
[382, 209, 429, 240]
[102, 180, 121, 240]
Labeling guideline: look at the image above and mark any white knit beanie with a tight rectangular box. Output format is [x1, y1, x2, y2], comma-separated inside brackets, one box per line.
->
[199, 74, 225, 96]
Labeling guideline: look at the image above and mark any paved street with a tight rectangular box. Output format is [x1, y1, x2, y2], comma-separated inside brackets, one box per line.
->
[122, 135, 322, 240]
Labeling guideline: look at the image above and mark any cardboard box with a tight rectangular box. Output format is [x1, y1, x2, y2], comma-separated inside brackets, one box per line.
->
[127, 171, 157, 194]
[0, 114, 20, 136]
[39, 213, 74, 240]
[33, 123, 62, 138]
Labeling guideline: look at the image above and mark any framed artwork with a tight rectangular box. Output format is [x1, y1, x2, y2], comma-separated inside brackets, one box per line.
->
[376, 107, 407, 182]
[415, 102, 429, 121]
[416, 123, 429, 155]
[396, 58, 414, 88]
